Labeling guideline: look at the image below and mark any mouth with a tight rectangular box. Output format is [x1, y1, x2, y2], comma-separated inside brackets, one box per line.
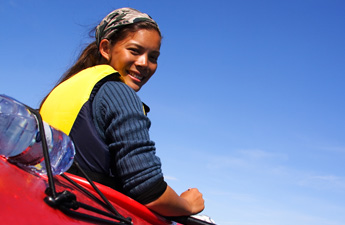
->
[128, 72, 144, 82]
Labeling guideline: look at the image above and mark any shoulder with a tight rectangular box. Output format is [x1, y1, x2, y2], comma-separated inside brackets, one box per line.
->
[98, 81, 138, 99]
[93, 81, 143, 112]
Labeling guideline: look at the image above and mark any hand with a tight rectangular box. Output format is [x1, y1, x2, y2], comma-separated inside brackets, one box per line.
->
[145, 185, 205, 216]
[180, 188, 205, 215]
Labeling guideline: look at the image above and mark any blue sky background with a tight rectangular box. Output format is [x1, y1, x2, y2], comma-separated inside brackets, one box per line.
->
[1, 0, 345, 224]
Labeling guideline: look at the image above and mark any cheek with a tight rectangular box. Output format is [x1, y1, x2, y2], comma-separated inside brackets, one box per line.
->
[150, 64, 158, 74]
[110, 58, 126, 73]
[109, 50, 128, 68]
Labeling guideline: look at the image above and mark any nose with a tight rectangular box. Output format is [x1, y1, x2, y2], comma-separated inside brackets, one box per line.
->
[135, 54, 148, 67]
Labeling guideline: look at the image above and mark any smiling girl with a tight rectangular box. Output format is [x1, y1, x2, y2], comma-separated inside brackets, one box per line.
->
[40, 8, 204, 217]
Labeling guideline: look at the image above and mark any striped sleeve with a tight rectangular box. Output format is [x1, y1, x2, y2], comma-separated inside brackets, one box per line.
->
[92, 81, 167, 204]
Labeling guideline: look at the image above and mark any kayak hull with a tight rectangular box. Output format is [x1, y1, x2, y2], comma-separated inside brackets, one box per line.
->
[0, 157, 171, 225]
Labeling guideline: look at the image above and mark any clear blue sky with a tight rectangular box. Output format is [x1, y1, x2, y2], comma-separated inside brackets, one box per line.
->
[1, 1, 344, 224]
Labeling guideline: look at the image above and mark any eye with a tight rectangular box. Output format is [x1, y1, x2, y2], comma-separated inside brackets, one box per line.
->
[149, 53, 160, 63]
[129, 48, 140, 55]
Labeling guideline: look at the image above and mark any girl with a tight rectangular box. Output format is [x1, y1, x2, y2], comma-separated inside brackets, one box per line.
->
[40, 7, 204, 217]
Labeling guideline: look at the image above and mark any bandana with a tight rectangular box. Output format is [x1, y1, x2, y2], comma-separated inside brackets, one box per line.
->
[95, 7, 158, 47]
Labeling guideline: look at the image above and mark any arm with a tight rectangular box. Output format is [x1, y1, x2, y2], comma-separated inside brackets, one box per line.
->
[145, 185, 205, 217]
[93, 81, 204, 216]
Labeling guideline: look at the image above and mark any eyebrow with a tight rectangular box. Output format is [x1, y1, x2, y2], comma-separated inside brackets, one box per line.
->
[127, 42, 160, 54]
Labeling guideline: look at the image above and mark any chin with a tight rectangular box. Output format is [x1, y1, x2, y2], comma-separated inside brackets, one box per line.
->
[127, 84, 141, 92]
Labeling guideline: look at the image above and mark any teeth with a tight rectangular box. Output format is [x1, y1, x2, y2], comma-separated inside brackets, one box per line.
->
[130, 73, 143, 81]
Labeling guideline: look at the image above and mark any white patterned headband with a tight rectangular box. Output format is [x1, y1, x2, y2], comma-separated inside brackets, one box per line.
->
[95, 7, 159, 47]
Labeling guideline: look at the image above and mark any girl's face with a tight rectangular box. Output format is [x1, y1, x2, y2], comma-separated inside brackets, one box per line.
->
[103, 29, 161, 92]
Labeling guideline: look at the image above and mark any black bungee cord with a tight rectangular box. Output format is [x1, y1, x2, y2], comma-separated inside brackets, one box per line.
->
[26, 107, 132, 225]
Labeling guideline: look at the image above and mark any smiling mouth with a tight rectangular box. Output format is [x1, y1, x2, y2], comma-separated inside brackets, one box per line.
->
[128, 72, 144, 82]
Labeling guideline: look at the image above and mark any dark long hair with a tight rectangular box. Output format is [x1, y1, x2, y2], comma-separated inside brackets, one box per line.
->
[40, 21, 161, 108]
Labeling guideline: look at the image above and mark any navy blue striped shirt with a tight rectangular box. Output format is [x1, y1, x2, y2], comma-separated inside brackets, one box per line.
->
[92, 81, 166, 204]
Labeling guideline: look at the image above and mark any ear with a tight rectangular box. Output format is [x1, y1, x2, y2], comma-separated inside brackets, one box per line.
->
[99, 39, 111, 61]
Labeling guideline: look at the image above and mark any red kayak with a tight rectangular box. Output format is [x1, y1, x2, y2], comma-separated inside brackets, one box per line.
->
[0, 156, 171, 224]
[0, 156, 214, 225]
[0, 101, 214, 225]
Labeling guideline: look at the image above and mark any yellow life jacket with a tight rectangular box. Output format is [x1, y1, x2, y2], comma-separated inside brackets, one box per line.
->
[40, 65, 122, 135]
[40, 65, 126, 185]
